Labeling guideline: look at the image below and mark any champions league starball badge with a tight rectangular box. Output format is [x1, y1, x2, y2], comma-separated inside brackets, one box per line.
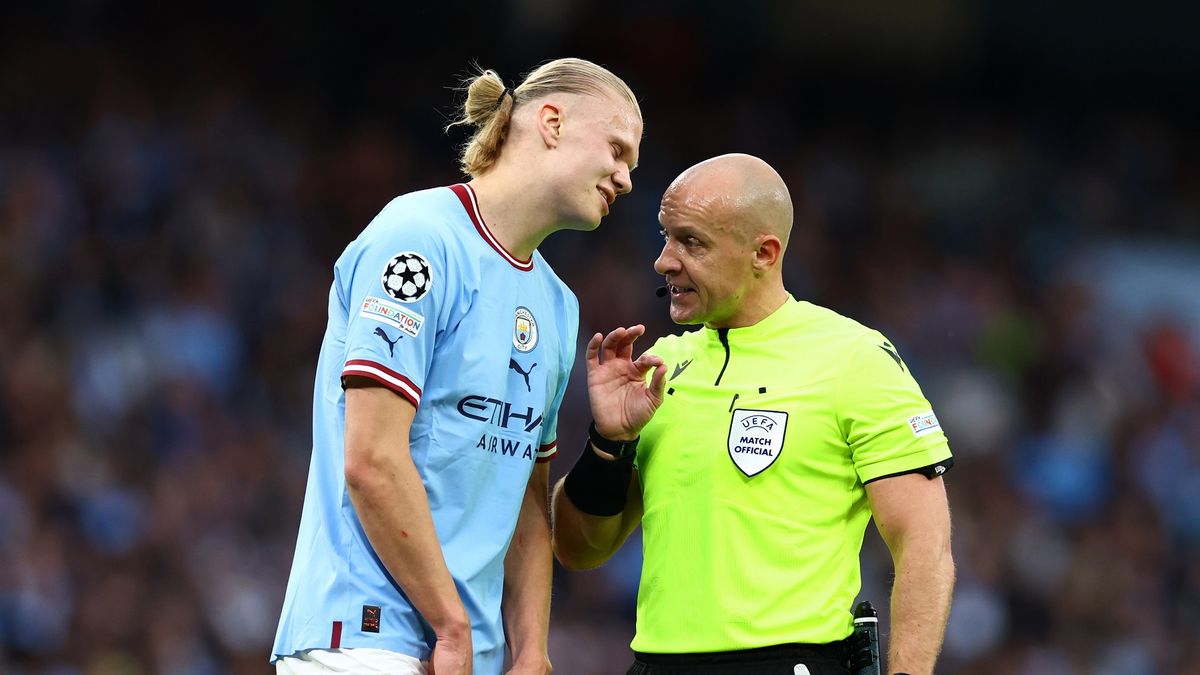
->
[513, 306, 538, 353]
[382, 252, 432, 303]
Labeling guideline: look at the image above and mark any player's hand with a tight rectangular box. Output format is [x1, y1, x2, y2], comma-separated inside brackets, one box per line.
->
[504, 654, 552, 675]
[586, 325, 667, 441]
[428, 628, 472, 675]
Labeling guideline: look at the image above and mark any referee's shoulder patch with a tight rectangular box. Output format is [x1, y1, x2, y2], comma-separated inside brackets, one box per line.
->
[907, 411, 941, 437]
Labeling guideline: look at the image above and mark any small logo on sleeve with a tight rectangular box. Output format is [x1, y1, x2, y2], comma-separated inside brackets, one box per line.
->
[361, 605, 381, 633]
[382, 252, 432, 303]
[907, 411, 942, 437]
[879, 341, 905, 372]
[374, 327, 402, 356]
[361, 296, 424, 338]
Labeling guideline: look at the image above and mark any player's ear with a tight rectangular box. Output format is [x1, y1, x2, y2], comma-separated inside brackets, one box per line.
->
[752, 235, 782, 275]
[536, 102, 563, 149]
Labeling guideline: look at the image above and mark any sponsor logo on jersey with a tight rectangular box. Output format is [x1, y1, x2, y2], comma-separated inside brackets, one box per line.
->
[508, 359, 537, 392]
[474, 432, 537, 461]
[513, 306, 538, 352]
[374, 327, 401, 356]
[360, 295, 424, 337]
[727, 408, 788, 477]
[671, 359, 692, 381]
[457, 395, 543, 462]
[907, 411, 942, 437]
[457, 395, 543, 432]
[879, 340, 905, 371]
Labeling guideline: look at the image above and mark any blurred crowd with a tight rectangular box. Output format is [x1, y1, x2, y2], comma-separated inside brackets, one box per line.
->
[3, 5, 1200, 675]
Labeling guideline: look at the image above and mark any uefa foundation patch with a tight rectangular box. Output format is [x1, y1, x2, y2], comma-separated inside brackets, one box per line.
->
[907, 411, 942, 437]
[361, 296, 424, 338]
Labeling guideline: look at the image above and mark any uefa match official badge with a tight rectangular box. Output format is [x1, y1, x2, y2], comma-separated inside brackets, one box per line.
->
[728, 408, 788, 477]
[513, 306, 539, 352]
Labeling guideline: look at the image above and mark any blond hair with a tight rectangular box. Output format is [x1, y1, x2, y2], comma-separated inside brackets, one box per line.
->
[446, 58, 640, 177]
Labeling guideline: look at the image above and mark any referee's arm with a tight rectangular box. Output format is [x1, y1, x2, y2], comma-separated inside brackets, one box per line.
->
[550, 464, 644, 570]
[552, 326, 665, 570]
[866, 472, 955, 675]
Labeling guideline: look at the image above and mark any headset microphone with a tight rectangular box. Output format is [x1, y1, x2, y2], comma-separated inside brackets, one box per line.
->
[655, 286, 668, 298]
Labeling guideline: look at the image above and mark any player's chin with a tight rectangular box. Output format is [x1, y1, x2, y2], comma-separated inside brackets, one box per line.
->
[565, 210, 603, 231]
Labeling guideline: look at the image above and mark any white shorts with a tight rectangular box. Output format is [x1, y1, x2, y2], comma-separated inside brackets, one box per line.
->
[276, 648, 428, 674]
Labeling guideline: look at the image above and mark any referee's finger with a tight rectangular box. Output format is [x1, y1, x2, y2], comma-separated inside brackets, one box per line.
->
[600, 327, 626, 364]
[648, 361, 668, 400]
[617, 324, 646, 361]
[584, 332, 604, 370]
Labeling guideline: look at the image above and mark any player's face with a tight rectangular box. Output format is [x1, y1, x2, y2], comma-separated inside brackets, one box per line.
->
[550, 94, 641, 230]
[654, 190, 758, 328]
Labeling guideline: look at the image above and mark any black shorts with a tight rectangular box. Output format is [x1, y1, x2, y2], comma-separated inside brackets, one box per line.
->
[626, 642, 852, 675]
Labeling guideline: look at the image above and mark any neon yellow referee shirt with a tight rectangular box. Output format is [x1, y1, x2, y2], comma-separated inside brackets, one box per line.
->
[632, 296, 952, 653]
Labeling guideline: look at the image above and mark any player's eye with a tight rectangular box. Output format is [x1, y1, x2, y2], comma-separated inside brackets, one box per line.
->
[611, 143, 622, 159]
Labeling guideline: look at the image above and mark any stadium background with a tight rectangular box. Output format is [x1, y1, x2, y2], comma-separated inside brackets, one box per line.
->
[2, 1, 1198, 673]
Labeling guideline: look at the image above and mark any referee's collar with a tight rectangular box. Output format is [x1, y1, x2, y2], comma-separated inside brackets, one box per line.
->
[703, 295, 799, 343]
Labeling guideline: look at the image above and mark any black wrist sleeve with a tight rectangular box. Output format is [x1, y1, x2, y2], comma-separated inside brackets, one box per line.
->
[562, 437, 635, 517]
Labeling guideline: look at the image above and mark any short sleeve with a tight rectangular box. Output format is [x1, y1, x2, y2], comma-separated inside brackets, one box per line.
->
[338, 208, 452, 408]
[838, 332, 953, 483]
[533, 294, 579, 463]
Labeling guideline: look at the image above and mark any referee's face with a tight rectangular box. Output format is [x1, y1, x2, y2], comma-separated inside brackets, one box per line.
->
[655, 185, 757, 328]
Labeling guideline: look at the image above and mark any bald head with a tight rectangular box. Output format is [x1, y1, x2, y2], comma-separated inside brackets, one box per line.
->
[663, 153, 793, 249]
[655, 154, 795, 328]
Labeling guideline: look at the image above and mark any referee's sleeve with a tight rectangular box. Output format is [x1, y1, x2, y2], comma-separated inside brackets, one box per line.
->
[836, 332, 953, 484]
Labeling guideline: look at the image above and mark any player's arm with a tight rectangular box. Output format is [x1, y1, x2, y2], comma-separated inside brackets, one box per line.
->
[865, 473, 954, 675]
[550, 326, 665, 570]
[501, 462, 553, 675]
[343, 381, 471, 673]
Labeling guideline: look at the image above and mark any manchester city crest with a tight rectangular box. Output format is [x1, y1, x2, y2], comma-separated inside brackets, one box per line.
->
[728, 408, 788, 477]
[513, 306, 539, 353]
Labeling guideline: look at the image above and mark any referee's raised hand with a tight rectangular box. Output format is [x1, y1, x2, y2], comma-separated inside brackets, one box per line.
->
[586, 325, 668, 442]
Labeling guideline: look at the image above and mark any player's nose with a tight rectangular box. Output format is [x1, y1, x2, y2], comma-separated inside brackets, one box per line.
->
[613, 165, 632, 196]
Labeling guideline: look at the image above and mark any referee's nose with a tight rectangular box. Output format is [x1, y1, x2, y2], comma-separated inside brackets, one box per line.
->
[653, 243, 678, 277]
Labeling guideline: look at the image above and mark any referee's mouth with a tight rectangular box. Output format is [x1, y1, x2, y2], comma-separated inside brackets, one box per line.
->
[666, 283, 694, 297]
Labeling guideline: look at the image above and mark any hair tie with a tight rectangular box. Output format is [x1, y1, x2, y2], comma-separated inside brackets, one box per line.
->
[495, 87, 511, 108]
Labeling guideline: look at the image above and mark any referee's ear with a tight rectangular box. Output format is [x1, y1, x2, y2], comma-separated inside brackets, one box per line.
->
[751, 234, 783, 275]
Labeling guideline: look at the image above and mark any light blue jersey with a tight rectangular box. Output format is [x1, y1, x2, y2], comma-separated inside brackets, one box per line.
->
[273, 184, 578, 674]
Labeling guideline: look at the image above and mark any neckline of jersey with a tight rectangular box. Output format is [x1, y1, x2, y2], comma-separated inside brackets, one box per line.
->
[449, 183, 535, 272]
[704, 296, 800, 343]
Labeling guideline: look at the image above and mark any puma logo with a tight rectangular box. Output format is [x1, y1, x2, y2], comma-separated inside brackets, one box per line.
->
[508, 358, 537, 392]
[374, 327, 401, 357]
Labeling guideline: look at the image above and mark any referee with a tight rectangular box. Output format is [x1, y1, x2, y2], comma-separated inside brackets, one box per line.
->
[552, 154, 955, 675]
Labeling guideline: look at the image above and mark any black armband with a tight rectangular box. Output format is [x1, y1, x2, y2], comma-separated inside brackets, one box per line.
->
[562, 424, 637, 517]
[862, 457, 955, 485]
